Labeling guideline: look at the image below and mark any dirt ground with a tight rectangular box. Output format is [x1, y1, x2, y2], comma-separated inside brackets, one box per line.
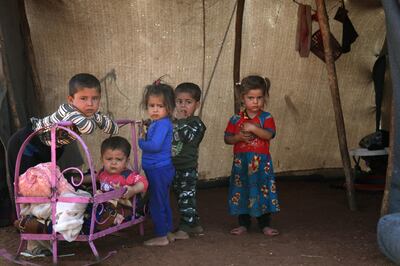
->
[0, 178, 394, 266]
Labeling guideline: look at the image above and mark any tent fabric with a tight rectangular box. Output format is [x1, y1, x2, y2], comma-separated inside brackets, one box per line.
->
[0, 0, 37, 227]
[16, 0, 386, 180]
[0, 0, 84, 213]
[0, 0, 38, 141]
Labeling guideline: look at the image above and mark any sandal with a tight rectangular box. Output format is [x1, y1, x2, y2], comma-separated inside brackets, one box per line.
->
[230, 226, 247, 235]
[20, 247, 52, 258]
[262, 227, 279, 237]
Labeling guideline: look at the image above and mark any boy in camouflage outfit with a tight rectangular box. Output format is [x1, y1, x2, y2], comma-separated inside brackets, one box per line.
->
[171, 83, 206, 240]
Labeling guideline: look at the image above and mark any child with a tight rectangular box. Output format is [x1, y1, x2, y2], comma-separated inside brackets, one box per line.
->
[171, 82, 206, 240]
[91, 136, 148, 228]
[97, 136, 148, 204]
[7, 73, 118, 256]
[138, 80, 176, 246]
[224, 75, 280, 236]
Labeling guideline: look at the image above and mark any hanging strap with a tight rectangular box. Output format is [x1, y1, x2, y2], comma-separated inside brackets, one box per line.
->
[372, 54, 387, 131]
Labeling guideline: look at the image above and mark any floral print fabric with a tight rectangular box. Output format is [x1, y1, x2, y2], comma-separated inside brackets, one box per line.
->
[228, 152, 280, 216]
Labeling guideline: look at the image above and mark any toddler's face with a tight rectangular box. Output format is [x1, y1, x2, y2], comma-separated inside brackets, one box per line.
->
[147, 95, 168, 120]
[242, 88, 265, 116]
[175, 92, 199, 119]
[101, 149, 128, 175]
[68, 87, 100, 117]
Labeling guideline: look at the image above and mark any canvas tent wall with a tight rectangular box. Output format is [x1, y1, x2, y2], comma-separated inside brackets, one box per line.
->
[1, 0, 388, 182]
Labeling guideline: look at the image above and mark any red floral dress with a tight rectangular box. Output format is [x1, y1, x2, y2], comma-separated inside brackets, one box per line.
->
[224, 110, 280, 217]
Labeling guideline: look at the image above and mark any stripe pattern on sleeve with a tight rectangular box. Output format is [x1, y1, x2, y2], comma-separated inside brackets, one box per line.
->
[30, 103, 118, 147]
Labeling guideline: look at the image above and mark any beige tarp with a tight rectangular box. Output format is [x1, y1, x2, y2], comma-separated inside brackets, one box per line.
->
[24, 0, 387, 180]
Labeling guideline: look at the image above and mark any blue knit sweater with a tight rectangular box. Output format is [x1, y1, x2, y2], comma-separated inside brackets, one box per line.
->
[138, 117, 173, 170]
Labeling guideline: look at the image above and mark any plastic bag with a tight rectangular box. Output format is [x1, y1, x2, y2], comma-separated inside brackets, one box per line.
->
[359, 130, 389, 150]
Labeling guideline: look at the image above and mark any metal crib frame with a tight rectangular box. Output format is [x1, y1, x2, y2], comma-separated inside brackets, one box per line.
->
[13, 119, 145, 264]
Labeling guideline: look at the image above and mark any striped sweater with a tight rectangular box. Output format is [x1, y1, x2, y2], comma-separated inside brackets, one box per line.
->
[30, 103, 119, 147]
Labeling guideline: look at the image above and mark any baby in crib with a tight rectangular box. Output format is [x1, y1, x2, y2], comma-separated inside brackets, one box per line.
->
[98, 136, 148, 199]
[15, 137, 147, 256]
[94, 136, 148, 226]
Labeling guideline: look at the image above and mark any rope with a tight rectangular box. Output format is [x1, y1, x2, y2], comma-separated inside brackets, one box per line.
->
[99, 69, 131, 119]
[198, 0, 238, 118]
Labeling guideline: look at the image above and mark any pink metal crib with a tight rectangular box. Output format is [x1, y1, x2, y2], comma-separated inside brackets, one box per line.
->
[13, 119, 145, 264]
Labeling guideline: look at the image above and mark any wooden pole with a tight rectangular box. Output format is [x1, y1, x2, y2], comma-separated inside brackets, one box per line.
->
[315, 0, 356, 211]
[381, 97, 394, 216]
[18, 0, 44, 115]
[0, 25, 21, 130]
[233, 0, 245, 114]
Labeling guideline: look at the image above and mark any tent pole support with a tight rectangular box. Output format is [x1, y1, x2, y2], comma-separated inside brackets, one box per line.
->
[315, 0, 357, 211]
[233, 0, 245, 114]
[381, 97, 394, 216]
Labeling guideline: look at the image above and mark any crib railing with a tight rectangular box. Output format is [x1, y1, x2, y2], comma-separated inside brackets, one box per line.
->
[13, 119, 145, 264]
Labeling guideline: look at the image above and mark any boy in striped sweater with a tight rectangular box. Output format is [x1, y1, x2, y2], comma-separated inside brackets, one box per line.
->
[7, 73, 118, 257]
[8, 73, 118, 193]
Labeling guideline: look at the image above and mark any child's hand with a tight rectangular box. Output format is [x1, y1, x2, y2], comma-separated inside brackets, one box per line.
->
[69, 124, 80, 134]
[238, 122, 257, 142]
[142, 119, 151, 127]
[139, 119, 151, 139]
[236, 131, 254, 143]
[122, 185, 137, 199]
[241, 122, 259, 133]
[225, 132, 253, 145]
[139, 128, 145, 139]
[174, 109, 188, 120]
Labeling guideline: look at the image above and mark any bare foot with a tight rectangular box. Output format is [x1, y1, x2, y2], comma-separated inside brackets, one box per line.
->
[173, 230, 190, 240]
[262, 227, 279, 236]
[143, 236, 169, 246]
[230, 226, 247, 235]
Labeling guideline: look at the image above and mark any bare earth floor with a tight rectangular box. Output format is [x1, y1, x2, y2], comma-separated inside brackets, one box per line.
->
[0, 179, 394, 266]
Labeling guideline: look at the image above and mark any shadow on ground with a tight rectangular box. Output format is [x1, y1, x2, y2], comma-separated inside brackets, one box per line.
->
[0, 178, 393, 265]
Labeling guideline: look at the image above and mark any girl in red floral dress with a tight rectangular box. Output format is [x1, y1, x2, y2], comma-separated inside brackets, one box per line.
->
[224, 75, 280, 236]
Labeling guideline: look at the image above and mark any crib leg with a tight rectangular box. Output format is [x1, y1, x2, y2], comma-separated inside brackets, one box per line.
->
[139, 222, 144, 236]
[52, 239, 58, 265]
[89, 241, 100, 260]
[16, 239, 26, 256]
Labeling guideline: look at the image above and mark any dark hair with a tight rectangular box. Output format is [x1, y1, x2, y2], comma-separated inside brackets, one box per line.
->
[69, 73, 101, 96]
[141, 82, 175, 115]
[101, 136, 131, 158]
[239, 75, 271, 97]
[175, 82, 202, 102]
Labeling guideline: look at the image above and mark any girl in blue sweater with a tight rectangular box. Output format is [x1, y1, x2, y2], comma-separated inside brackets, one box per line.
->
[139, 80, 176, 246]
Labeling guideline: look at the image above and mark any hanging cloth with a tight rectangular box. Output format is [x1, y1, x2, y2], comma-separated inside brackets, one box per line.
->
[310, 30, 342, 62]
[334, 6, 359, 53]
[295, 4, 312, 57]
[372, 54, 387, 131]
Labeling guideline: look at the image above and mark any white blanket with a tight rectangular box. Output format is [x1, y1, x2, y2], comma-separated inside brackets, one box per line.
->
[53, 190, 91, 242]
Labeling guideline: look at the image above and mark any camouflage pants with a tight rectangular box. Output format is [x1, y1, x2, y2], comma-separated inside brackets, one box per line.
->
[172, 168, 200, 230]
